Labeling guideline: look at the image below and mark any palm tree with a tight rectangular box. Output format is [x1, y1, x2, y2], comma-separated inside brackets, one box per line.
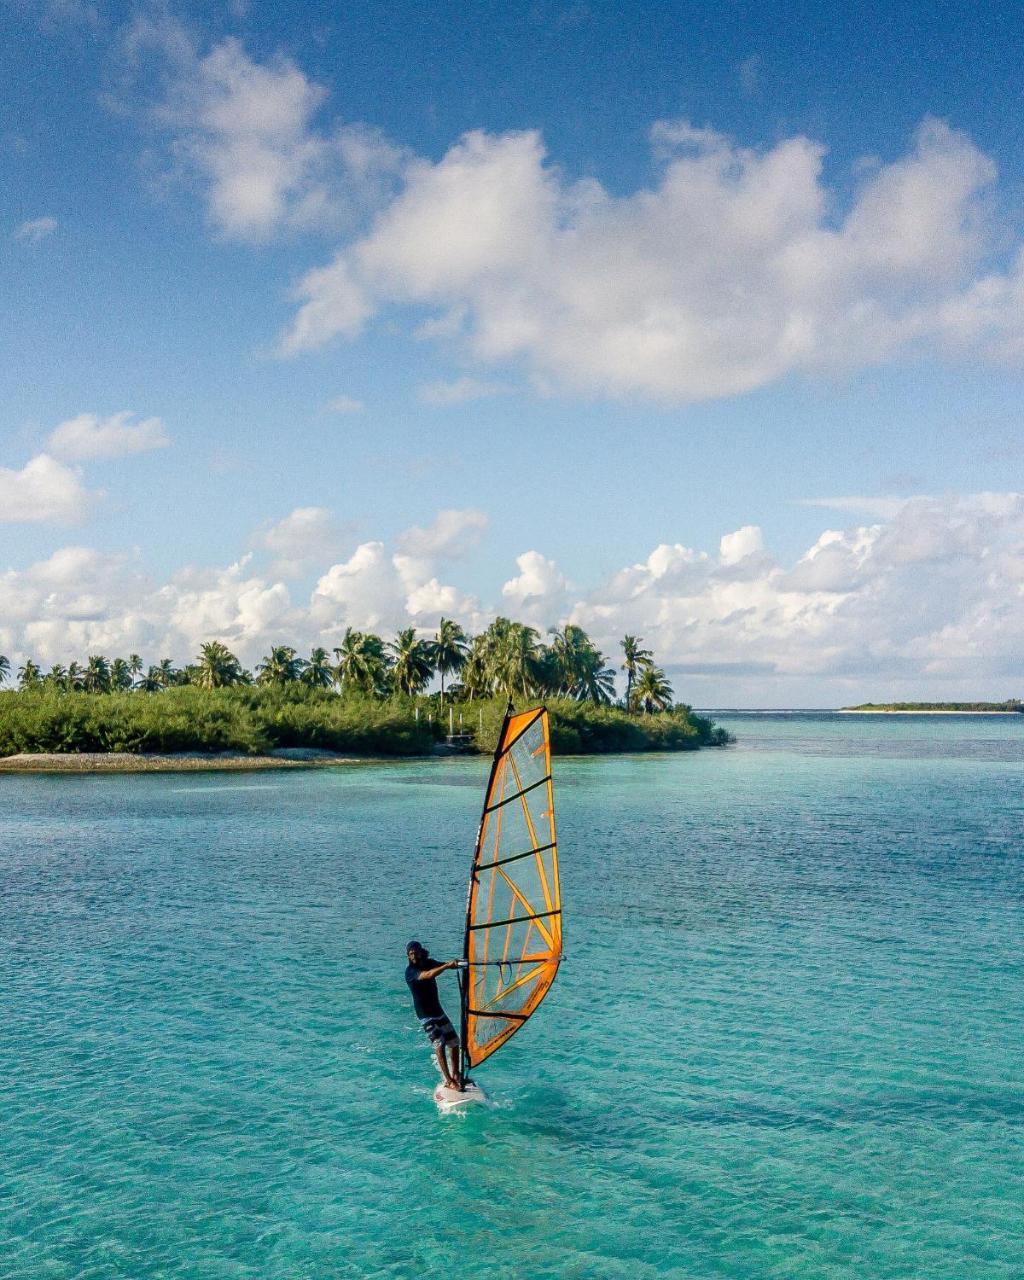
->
[632, 664, 673, 714]
[388, 627, 435, 696]
[44, 663, 68, 690]
[110, 658, 134, 691]
[256, 645, 307, 686]
[573, 652, 616, 705]
[459, 635, 493, 701]
[621, 635, 653, 711]
[154, 658, 177, 689]
[128, 654, 144, 688]
[194, 641, 244, 689]
[546, 625, 615, 703]
[302, 646, 334, 688]
[18, 659, 42, 689]
[83, 655, 112, 693]
[542, 624, 616, 706]
[0, 655, 10, 686]
[430, 618, 469, 710]
[333, 628, 390, 697]
[66, 661, 84, 692]
[141, 665, 165, 692]
[482, 617, 543, 699]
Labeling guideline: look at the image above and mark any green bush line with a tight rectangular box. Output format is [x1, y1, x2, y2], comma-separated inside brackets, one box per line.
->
[843, 700, 1022, 712]
[0, 687, 730, 758]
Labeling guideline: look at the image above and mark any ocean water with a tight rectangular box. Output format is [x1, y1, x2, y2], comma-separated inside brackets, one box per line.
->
[1, 712, 1022, 1278]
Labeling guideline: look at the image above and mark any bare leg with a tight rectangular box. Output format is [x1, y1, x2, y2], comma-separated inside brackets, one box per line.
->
[447, 1042, 463, 1090]
[435, 1042, 456, 1088]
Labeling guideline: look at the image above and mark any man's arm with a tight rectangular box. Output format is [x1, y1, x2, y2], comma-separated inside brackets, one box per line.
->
[414, 960, 461, 980]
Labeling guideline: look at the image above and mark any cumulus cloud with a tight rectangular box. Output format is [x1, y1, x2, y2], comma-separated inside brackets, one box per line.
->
[14, 216, 58, 243]
[309, 540, 478, 634]
[47, 411, 169, 461]
[0, 547, 296, 667]
[719, 525, 764, 565]
[502, 551, 569, 624]
[282, 117, 1024, 400]
[568, 495, 1024, 698]
[253, 505, 348, 578]
[2, 498, 1022, 702]
[311, 509, 484, 633]
[0, 454, 97, 523]
[125, 25, 406, 240]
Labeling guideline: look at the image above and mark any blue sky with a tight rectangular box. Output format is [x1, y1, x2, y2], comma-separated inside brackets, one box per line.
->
[2, 1, 1022, 704]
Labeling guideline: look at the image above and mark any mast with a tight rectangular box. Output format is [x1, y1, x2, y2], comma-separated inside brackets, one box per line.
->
[459, 697, 515, 1081]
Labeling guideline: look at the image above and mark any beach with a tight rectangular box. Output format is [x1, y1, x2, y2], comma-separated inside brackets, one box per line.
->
[0, 750, 360, 773]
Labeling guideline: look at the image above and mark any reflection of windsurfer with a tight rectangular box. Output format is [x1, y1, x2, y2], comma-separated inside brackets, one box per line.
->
[405, 941, 464, 1090]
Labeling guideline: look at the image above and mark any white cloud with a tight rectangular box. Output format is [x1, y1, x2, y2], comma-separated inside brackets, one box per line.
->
[14, 216, 57, 243]
[417, 376, 507, 406]
[127, 27, 406, 241]
[283, 117, 1024, 401]
[502, 550, 569, 624]
[253, 506, 347, 578]
[0, 454, 97, 523]
[396, 508, 488, 559]
[569, 492, 1024, 699]
[47, 411, 169, 461]
[719, 525, 764, 565]
[2, 497, 1022, 703]
[311, 511, 483, 633]
[160, 557, 293, 648]
[324, 393, 365, 414]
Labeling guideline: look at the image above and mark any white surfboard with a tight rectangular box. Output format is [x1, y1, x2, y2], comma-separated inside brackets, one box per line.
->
[433, 1080, 492, 1112]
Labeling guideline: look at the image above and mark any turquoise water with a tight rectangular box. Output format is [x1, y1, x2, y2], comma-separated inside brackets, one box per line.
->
[2, 712, 1022, 1278]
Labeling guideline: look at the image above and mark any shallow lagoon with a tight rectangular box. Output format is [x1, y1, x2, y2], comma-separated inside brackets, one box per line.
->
[2, 712, 1022, 1278]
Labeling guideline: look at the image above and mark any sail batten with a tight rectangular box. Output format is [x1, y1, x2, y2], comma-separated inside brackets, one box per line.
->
[461, 705, 562, 1070]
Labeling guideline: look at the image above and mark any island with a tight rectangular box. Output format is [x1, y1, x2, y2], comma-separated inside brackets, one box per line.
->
[0, 620, 731, 770]
[840, 700, 1022, 714]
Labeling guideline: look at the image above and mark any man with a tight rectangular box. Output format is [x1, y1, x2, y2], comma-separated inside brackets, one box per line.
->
[405, 940, 464, 1091]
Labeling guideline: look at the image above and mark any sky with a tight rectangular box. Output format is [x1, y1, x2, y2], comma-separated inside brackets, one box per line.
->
[1, 0, 1023, 705]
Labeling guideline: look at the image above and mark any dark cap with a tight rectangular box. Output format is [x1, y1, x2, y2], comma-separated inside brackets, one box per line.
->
[405, 939, 423, 952]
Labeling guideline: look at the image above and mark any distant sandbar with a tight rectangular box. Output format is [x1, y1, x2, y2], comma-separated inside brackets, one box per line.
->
[0, 750, 360, 774]
[838, 709, 1020, 716]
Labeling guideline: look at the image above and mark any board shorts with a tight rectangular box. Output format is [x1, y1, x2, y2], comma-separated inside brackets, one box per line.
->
[420, 1012, 458, 1048]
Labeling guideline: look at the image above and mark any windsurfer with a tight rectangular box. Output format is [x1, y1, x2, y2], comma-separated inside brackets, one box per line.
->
[405, 941, 464, 1090]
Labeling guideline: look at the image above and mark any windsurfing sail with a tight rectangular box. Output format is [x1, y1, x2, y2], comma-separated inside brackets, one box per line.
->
[460, 703, 562, 1072]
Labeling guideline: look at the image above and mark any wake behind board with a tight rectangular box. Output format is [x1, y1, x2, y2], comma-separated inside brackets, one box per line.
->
[433, 1080, 491, 1112]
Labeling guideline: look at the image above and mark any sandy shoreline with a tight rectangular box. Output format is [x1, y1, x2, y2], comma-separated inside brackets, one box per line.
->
[0, 750, 363, 774]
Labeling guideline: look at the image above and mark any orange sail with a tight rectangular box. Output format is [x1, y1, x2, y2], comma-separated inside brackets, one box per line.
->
[461, 705, 562, 1070]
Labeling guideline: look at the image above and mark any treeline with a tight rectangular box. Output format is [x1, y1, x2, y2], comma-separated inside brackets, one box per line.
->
[0, 619, 676, 710]
[845, 700, 1022, 712]
[0, 620, 731, 757]
[0, 688, 727, 758]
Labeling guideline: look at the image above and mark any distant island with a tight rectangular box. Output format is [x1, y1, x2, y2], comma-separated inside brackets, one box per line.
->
[840, 700, 1022, 714]
[0, 618, 731, 768]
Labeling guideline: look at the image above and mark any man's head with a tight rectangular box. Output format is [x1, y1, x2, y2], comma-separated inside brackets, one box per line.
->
[406, 940, 426, 963]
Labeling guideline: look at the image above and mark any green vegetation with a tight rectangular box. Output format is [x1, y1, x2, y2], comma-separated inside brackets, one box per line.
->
[843, 700, 1022, 712]
[0, 619, 731, 758]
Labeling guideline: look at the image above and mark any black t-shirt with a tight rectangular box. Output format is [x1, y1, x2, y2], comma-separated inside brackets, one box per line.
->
[405, 957, 446, 1019]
